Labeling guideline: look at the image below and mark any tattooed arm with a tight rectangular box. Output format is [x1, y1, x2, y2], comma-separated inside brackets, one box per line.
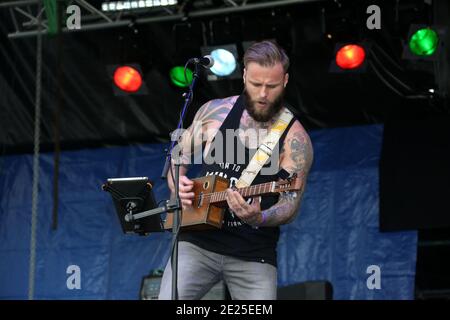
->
[259, 120, 313, 226]
[226, 119, 313, 226]
[167, 96, 237, 198]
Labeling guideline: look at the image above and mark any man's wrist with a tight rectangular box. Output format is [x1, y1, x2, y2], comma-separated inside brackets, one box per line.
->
[259, 211, 267, 226]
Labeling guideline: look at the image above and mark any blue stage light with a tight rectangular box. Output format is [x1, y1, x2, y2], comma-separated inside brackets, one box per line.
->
[210, 49, 237, 77]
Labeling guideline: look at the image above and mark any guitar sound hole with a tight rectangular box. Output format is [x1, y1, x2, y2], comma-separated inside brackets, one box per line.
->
[197, 192, 203, 208]
[203, 181, 209, 190]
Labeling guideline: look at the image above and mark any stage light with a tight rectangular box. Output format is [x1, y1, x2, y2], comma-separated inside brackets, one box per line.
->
[107, 64, 148, 95]
[335, 44, 366, 70]
[113, 66, 143, 92]
[170, 66, 193, 88]
[329, 43, 368, 73]
[408, 27, 439, 56]
[210, 49, 236, 77]
[201, 44, 241, 81]
[402, 25, 445, 61]
[101, 0, 178, 12]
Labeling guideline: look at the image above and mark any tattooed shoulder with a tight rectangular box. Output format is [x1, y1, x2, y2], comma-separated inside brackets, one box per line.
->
[281, 120, 313, 176]
[200, 96, 237, 124]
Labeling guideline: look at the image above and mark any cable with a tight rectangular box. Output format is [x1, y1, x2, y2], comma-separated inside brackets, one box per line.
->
[170, 59, 195, 244]
[179, 59, 195, 130]
[28, 0, 43, 301]
[368, 60, 405, 97]
[370, 49, 413, 93]
[168, 163, 183, 233]
[372, 42, 405, 72]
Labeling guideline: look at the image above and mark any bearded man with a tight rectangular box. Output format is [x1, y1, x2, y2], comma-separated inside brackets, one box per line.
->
[159, 40, 313, 300]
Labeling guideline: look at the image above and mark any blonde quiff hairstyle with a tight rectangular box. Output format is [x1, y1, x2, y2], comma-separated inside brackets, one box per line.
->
[243, 40, 290, 73]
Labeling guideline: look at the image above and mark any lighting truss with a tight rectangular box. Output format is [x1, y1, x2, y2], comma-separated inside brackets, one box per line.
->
[0, 0, 323, 39]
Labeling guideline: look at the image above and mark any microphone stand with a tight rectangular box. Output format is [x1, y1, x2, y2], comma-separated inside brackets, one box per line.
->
[160, 62, 201, 300]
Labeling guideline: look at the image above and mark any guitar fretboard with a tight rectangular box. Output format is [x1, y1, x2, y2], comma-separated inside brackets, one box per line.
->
[209, 181, 275, 203]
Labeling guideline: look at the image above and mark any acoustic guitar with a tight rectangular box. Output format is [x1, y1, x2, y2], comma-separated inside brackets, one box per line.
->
[164, 174, 302, 231]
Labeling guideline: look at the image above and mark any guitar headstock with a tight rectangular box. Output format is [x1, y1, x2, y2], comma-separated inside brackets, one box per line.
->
[274, 175, 303, 193]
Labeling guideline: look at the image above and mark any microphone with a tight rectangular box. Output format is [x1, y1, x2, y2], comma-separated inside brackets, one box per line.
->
[191, 55, 214, 68]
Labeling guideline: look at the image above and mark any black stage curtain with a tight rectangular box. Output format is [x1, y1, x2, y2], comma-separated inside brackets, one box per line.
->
[380, 115, 450, 231]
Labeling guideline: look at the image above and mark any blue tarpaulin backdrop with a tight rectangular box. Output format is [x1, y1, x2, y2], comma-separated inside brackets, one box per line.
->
[0, 124, 417, 299]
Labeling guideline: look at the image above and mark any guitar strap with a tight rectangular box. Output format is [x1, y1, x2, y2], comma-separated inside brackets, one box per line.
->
[236, 108, 294, 188]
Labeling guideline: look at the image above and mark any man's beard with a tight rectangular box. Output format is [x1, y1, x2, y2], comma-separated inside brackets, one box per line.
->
[243, 88, 284, 123]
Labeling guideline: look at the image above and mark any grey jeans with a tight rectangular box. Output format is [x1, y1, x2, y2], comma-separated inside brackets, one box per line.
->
[158, 241, 277, 300]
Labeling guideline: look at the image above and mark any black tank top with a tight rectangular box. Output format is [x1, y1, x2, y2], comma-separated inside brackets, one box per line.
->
[179, 95, 295, 266]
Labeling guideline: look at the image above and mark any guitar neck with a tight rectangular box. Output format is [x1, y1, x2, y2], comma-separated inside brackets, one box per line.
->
[209, 181, 275, 204]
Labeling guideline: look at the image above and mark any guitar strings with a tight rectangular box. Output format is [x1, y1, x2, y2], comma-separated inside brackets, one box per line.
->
[190, 182, 289, 201]
[192, 186, 271, 201]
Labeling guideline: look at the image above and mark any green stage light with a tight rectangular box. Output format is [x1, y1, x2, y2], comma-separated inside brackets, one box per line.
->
[170, 66, 193, 87]
[409, 28, 439, 56]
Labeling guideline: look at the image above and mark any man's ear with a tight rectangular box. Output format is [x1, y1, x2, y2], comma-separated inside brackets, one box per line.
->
[243, 68, 247, 83]
[284, 73, 289, 88]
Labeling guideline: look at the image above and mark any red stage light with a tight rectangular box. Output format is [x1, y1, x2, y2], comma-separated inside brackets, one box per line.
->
[113, 66, 143, 92]
[335, 44, 366, 70]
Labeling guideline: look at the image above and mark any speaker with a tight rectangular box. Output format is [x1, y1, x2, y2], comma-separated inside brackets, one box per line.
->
[140, 270, 229, 300]
[277, 281, 333, 300]
[140, 270, 164, 300]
